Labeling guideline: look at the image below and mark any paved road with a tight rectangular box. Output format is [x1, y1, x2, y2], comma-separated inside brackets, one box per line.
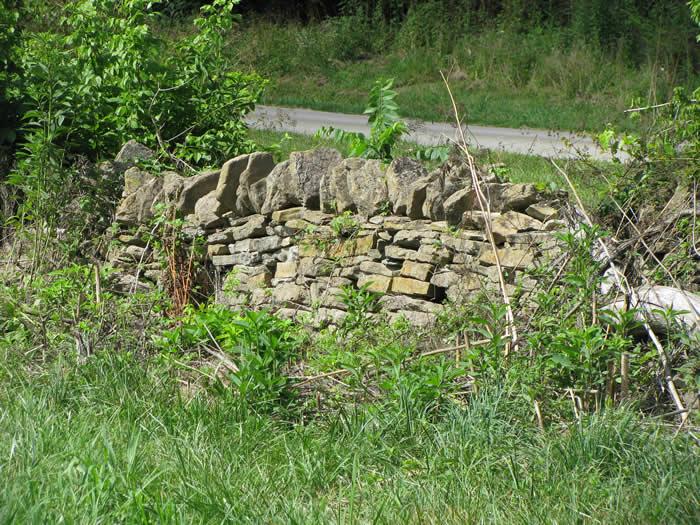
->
[248, 105, 617, 161]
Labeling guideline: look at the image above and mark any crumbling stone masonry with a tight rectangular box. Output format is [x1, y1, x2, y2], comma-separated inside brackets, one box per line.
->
[107, 142, 568, 327]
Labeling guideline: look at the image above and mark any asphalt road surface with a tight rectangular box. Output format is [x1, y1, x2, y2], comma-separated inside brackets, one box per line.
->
[247, 105, 619, 161]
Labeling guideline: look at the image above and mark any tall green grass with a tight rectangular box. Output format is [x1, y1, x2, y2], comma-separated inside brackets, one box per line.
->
[1, 352, 697, 523]
[222, 14, 698, 132]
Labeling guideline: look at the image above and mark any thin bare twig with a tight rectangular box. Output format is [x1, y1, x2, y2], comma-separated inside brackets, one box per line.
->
[440, 71, 518, 354]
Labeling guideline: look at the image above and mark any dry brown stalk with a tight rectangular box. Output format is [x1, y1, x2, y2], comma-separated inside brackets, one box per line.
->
[551, 159, 689, 425]
[620, 352, 630, 400]
[440, 72, 518, 355]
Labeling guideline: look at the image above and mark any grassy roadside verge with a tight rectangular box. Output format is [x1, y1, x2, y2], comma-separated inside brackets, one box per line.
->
[1, 352, 697, 523]
[226, 19, 699, 133]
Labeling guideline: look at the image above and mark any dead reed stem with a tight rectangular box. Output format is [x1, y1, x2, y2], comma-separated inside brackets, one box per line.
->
[440, 72, 518, 355]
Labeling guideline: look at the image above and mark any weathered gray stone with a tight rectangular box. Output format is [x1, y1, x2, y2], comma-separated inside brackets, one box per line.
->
[215, 154, 249, 210]
[151, 171, 185, 212]
[385, 245, 418, 261]
[525, 204, 559, 221]
[400, 260, 434, 281]
[438, 235, 481, 255]
[272, 283, 307, 305]
[392, 276, 435, 297]
[230, 215, 267, 240]
[430, 270, 461, 289]
[461, 211, 502, 230]
[208, 244, 228, 256]
[247, 178, 268, 214]
[124, 244, 148, 262]
[487, 183, 539, 212]
[422, 173, 444, 220]
[394, 175, 429, 219]
[298, 257, 334, 277]
[357, 274, 392, 293]
[275, 261, 297, 280]
[122, 166, 154, 196]
[543, 219, 567, 232]
[236, 152, 275, 215]
[115, 140, 154, 166]
[321, 158, 388, 216]
[443, 187, 476, 226]
[177, 169, 221, 216]
[110, 272, 153, 294]
[320, 158, 354, 213]
[194, 192, 226, 229]
[491, 211, 544, 243]
[479, 247, 535, 269]
[272, 207, 305, 223]
[231, 235, 289, 254]
[212, 252, 262, 267]
[389, 310, 436, 328]
[416, 244, 452, 265]
[446, 274, 483, 301]
[393, 229, 439, 248]
[379, 295, 442, 314]
[262, 149, 342, 214]
[316, 308, 348, 326]
[386, 157, 428, 215]
[310, 283, 347, 310]
[300, 209, 332, 225]
[115, 168, 163, 225]
[359, 261, 397, 277]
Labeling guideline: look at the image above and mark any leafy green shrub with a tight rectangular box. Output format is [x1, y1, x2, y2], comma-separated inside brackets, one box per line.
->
[318, 78, 409, 161]
[337, 282, 381, 335]
[13, 0, 265, 165]
[157, 304, 302, 413]
[0, 264, 168, 360]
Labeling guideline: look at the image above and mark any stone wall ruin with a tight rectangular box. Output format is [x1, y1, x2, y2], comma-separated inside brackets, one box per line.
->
[107, 141, 568, 327]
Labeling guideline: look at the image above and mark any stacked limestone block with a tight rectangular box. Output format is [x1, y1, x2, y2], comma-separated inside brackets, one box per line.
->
[108, 143, 567, 325]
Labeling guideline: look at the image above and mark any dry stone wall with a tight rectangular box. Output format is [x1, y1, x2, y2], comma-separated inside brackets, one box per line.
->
[108, 142, 568, 327]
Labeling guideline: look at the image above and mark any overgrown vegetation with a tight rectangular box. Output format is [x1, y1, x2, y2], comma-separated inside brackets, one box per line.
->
[224, 0, 699, 131]
[0, 0, 698, 521]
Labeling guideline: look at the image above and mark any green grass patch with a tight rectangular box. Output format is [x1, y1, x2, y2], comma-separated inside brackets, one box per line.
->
[226, 19, 699, 133]
[0, 352, 697, 523]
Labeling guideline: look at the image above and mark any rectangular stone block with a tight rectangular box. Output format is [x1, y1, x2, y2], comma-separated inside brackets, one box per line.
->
[393, 229, 439, 248]
[272, 207, 305, 223]
[357, 274, 393, 294]
[300, 209, 332, 225]
[284, 219, 313, 232]
[207, 244, 228, 257]
[230, 215, 267, 241]
[439, 235, 481, 254]
[479, 247, 535, 269]
[430, 270, 461, 289]
[232, 235, 289, 254]
[212, 253, 261, 267]
[326, 234, 376, 258]
[275, 261, 297, 280]
[246, 271, 271, 290]
[391, 277, 434, 297]
[272, 283, 308, 305]
[416, 244, 452, 265]
[359, 261, 397, 277]
[400, 260, 434, 281]
[385, 245, 418, 261]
